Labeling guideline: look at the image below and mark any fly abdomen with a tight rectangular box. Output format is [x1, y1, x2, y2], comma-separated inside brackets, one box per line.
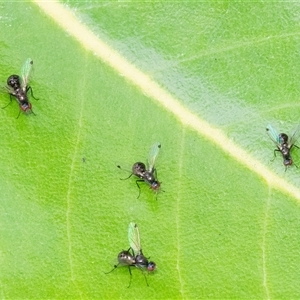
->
[132, 162, 146, 178]
[118, 250, 135, 265]
[7, 75, 21, 90]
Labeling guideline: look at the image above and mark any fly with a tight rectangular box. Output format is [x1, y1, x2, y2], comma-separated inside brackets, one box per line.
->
[105, 222, 156, 288]
[266, 124, 300, 169]
[118, 142, 162, 199]
[3, 58, 38, 117]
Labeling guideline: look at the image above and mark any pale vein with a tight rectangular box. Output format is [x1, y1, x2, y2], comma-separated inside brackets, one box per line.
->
[262, 186, 271, 299]
[176, 129, 185, 298]
[65, 79, 85, 284]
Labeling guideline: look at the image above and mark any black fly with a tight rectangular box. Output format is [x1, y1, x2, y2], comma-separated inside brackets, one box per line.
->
[266, 124, 300, 169]
[3, 58, 38, 117]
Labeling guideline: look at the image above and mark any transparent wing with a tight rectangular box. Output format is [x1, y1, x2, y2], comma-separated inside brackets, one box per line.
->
[116, 161, 134, 174]
[148, 142, 161, 173]
[289, 124, 300, 147]
[128, 222, 141, 255]
[266, 124, 280, 145]
[20, 58, 33, 89]
[2, 84, 14, 95]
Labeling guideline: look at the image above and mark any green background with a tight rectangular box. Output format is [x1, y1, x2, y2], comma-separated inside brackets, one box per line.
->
[0, 2, 300, 299]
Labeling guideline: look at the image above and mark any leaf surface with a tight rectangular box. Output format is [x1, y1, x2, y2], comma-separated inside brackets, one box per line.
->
[0, 2, 300, 299]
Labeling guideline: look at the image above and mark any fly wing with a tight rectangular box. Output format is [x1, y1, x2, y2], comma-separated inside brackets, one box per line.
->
[128, 222, 141, 256]
[147, 142, 161, 173]
[20, 58, 33, 90]
[289, 124, 300, 147]
[3, 84, 14, 95]
[266, 124, 280, 146]
[116, 161, 135, 174]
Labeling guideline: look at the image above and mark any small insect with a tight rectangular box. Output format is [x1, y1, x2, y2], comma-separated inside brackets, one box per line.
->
[105, 222, 156, 288]
[3, 58, 38, 117]
[118, 142, 162, 198]
[266, 124, 300, 169]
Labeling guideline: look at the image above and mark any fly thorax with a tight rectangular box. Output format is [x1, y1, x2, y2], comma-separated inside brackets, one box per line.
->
[281, 146, 290, 157]
[143, 171, 155, 183]
[135, 254, 148, 267]
[19, 94, 28, 102]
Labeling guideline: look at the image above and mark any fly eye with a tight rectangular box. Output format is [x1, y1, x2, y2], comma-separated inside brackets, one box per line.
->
[151, 181, 160, 190]
[284, 159, 292, 166]
[147, 262, 156, 271]
[21, 102, 32, 112]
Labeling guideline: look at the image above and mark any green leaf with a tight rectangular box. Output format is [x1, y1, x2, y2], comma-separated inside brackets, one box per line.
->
[1, 1, 300, 299]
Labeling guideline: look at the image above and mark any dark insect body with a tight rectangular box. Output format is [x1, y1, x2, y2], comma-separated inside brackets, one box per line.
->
[266, 124, 300, 169]
[3, 58, 38, 117]
[118, 142, 162, 198]
[105, 223, 156, 288]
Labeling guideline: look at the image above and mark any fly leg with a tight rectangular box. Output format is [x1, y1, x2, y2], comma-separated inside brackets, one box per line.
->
[104, 263, 120, 274]
[292, 145, 299, 168]
[271, 149, 280, 162]
[141, 269, 149, 287]
[153, 168, 164, 200]
[16, 107, 36, 119]
[135, 180, 144, 199]
[154, 168, 158, 179]
[26, 86, 39, 100]
[117, 165, 134, 180]
[2, 94, 13, 109]
[16, 109, 21, 119]
[127, 266, 133, 288]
